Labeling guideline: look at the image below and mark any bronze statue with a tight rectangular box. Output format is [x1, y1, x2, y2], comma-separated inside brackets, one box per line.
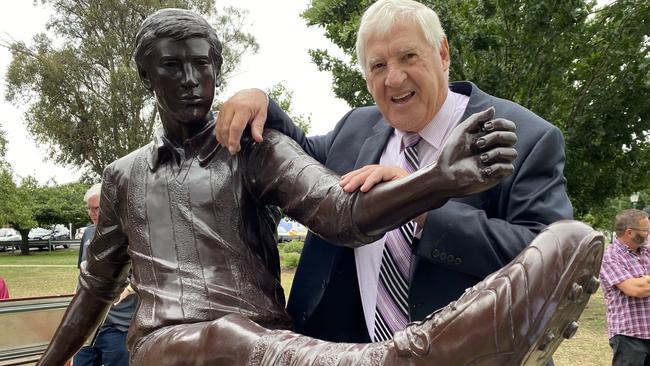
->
[37, 9, 602, 366]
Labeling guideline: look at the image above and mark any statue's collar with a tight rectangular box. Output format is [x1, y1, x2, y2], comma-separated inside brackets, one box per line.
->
[147, 116, 220, 171]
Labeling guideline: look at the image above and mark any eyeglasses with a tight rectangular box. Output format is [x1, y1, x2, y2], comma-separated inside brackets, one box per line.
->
[86, 206, 100, 213]
[630, 227, 650, 234]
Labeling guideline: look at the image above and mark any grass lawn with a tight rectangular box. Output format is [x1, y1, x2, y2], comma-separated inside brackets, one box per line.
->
[0, 248, 613, 365]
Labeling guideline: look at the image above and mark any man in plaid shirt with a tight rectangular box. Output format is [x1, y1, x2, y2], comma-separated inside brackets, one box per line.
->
[601, 208, 650, 365]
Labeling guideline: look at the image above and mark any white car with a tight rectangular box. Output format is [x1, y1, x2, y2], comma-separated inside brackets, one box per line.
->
[74, 226, 88, 240]
[0, 228, 20, 252]
[0, 228, 20, 241]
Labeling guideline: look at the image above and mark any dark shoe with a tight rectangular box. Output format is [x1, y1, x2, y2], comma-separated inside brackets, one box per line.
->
[387, 220, 604, 366]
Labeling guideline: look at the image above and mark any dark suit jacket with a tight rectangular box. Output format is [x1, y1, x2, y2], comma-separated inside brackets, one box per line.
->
[266, 81, 573, 343]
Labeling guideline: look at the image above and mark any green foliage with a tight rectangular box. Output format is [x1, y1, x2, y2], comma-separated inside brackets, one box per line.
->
[278, 240, 304, 254]
[278, 240, 303, 269]
[301, 0, 650, 217]
[280, 252, 301, 270]
[267, 83, 312, 134]
[32, 182, 89, 229]
[0, 176, 88, 255]
[4, 0, 258, 177]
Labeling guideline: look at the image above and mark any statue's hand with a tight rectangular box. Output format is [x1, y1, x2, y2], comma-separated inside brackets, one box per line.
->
[435, 107, 517, 197]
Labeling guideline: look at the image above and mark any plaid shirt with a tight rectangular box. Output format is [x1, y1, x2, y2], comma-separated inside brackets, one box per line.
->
[600, 239, 650, 339]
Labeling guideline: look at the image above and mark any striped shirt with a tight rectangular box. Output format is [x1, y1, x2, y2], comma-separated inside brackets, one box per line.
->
[600, 239, 650, 339]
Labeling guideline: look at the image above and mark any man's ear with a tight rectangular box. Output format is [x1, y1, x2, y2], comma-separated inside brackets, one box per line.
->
[139, 68, 153, 91]
[439, 37, 450, 73]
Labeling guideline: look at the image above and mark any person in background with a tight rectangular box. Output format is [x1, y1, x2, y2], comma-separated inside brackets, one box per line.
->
[73, 183, 137, 366]
[601, 209, 650, 365]
[0, 277, 9, 299]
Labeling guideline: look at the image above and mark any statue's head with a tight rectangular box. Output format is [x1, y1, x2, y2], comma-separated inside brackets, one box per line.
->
[134, 9, 223, 123]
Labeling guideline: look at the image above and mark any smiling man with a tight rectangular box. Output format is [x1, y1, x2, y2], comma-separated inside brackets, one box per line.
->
[36, 6, 598, 366]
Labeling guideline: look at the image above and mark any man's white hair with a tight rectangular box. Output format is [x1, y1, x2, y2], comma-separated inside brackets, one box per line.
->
[83, 183, 102, 203]
[356, 0, 446, 78]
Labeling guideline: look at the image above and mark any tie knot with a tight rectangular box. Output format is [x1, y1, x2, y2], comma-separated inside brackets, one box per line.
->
[402, 132, 421, 150]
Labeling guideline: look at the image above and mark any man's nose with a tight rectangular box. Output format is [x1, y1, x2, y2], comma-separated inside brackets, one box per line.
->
[385, 63, 406, 88]
[181, 64, 199, 88]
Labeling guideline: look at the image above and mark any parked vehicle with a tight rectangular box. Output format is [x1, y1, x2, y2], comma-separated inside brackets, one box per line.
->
[0, 228, 20, 241]
[28, 228, 52, 241]
[74, 226, 88, 240]
[0, 228, 20, 252]
[28, 226, 71, 250]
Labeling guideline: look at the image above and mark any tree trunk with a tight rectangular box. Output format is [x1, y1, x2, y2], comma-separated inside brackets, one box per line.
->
[19, 231, 30, 256]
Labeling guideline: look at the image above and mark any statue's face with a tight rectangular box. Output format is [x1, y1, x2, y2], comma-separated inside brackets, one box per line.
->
[144, 37, 216, 124]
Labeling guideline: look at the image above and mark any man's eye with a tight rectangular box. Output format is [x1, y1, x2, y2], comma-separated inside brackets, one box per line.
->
[371, 63, 385, 71]
[406, 53, 417, 60]
[162, 61, 179, 68]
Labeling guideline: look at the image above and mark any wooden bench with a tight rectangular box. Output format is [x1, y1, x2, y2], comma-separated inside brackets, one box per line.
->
[0, 295, 73, 366]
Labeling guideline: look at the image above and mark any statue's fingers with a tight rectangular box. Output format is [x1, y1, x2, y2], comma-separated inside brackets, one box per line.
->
[481, 162, 515, 179]
[473, 131, 517, 151]
[479, 147, 518, 165]
[480, 118, 516, 133]
[460, 107, 495, 133]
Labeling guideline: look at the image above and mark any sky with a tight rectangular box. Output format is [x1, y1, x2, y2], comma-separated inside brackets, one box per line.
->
[0, 1, 352, 184]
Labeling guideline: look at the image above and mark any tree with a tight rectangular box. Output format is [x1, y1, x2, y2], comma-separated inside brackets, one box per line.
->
[5, 177, 39, 255]
[301, 0, 650, 217]
[267, 82, 312, 134]
[4, 0, 258, 178]
[32, 182, 89, 230]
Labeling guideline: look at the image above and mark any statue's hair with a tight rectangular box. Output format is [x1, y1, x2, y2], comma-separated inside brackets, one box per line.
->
[356, 0, 446, 78]
[614, 209, 649, 236]
[84, 183, 102, 203]
[133, 8, 223, 81]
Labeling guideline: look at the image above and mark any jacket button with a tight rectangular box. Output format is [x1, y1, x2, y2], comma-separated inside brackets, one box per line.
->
[431, 249, 439, 258]
[440, 252, 447, 261]
[455, 258, 462, 265]
[447, 254, 455, 263]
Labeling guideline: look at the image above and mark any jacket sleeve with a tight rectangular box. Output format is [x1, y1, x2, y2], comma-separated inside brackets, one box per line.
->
[243, 130, 456, 246]
[415, 126, 573, 278]
[265, 98, 353, 164]
[38, 163, 131, 366]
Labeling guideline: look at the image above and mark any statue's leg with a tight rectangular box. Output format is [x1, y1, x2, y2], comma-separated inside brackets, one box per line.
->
[249, 221, 603, 366]
[133, 220, 602, 366]
[385, 220, 604, 365]
[131, 314, 272, 366]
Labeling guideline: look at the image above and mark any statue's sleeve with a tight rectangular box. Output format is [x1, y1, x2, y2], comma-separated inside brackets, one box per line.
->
[243, 130, 451, 246]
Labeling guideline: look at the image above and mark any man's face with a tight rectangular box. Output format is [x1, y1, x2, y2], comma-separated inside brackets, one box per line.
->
[364, 21, 450, 132]
[629, 217, 650, 247]
[143, 37, 216, 124]
[86, 195, 100, 225]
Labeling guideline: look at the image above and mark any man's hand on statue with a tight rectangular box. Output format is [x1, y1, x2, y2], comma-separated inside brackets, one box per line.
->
[215, 88, 268, 154]
[114, 285, 134, 305]
[435, 107, 517, 197]
[340, 165, 409, 193]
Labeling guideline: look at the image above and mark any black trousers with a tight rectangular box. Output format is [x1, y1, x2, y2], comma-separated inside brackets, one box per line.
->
[610, 334, 650, 366]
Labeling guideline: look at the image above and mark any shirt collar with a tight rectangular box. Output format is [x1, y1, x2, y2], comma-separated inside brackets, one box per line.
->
[147, 114, 220, 171]
[613, 238, 649, 255]
[395, 90, 466, 151]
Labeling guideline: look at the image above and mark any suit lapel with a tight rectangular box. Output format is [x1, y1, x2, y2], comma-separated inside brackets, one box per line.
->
[451, 81, 491, 120]
[354, 120, 393, 169]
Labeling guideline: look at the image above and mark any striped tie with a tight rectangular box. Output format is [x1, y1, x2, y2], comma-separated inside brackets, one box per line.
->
[373, 132, 421, 342]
